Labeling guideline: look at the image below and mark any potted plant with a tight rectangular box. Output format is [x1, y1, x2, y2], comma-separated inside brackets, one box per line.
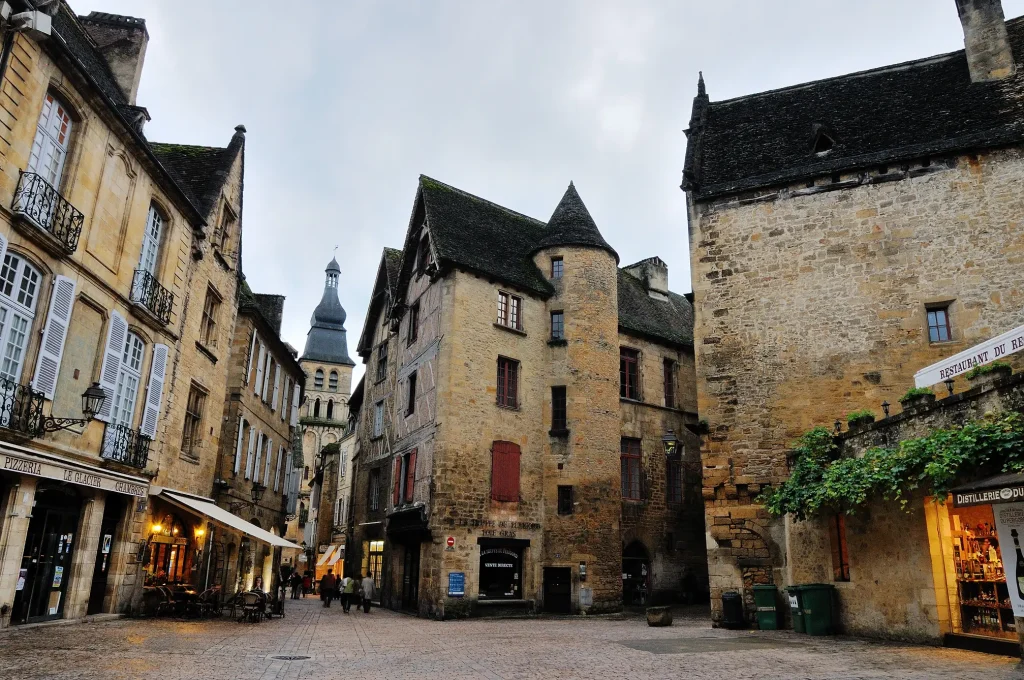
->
[898, 387, 935, 409]
[846, 409, 876, 429]
[965, 361, 1013, 389]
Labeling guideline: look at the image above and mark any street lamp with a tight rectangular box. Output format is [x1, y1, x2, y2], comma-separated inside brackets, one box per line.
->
[227, 482, 266, 513]
[39, 382, 107, 433]
[662, 429, 679, 457]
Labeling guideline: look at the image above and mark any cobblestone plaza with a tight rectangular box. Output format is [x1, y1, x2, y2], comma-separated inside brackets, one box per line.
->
[0, 598, 1019, 680]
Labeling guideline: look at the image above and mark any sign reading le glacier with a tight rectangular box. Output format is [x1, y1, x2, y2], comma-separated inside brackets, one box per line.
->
[914, 323, 1024, 388]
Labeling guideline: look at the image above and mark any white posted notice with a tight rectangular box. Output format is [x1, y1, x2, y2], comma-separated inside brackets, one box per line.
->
[993, 503, 1024, 617]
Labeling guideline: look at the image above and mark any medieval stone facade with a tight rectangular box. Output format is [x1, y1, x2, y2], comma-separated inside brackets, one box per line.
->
[682, 0, 1024, 634]
[349, 177, 707, 617]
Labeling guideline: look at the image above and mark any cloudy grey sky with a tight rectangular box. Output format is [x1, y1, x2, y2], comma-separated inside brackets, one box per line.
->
[73, 0, 1024, 382]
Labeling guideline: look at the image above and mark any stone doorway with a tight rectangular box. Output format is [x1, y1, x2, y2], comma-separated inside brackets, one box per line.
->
[622, 541, 650, 606]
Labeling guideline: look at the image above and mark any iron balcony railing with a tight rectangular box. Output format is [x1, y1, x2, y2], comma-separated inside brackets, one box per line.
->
[12, 172, 85, 254]
[0, 375, 43, 437]
[101, 422, 151, 469]
[130, 269, 173, 325]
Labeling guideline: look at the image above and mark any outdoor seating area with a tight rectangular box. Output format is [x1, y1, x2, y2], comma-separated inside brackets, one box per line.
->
[141, 584, 286, 623]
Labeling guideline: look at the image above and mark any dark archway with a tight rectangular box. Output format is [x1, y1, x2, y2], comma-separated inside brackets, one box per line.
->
[622, 541, 650, 606]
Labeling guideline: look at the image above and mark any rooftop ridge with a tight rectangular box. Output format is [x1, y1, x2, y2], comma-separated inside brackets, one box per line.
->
[419, 174, 546, 227]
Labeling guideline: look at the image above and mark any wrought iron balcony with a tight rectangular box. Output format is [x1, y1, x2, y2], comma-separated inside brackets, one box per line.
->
[12, 172, 84, 254]
[0, 375, 43, 438]
[101, 422, 151, 469]
[130, 269, 173, 325]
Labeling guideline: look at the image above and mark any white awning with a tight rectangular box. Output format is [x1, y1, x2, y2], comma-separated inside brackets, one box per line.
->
[316, 545, 337, 566]
[155, 488, 300, 550]
[327, 544, 344, 566]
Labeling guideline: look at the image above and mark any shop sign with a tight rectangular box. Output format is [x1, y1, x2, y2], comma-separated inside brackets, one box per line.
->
[954, 485, 1024, 507]
[151, 535, 188, 546]
[448, 572, 465, 597]
[993, 503, 1024, 616]
[1, 451, 147, 497]
[915, 323, 1024, 387]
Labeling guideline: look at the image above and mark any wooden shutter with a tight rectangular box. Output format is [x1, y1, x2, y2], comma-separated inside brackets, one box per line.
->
[139, 343, 168, 438]
[245, 427, 256, 479]
[271, 364, 281, 411]
[245, 330, 256, 384]
[254, 342, 265, 395]
[95, 310, 128, 423]
[233, 418, 245, 474]
[274, 445, 284, 491]
[31, 275, 75, 399]
[392, 457, 402, 506]
[404, 449, 417, 503]
[253, 432, 264, 483]
[261, 355, 272, 398]
[490, 441, 521, 502]
[264, 437, 273, 482]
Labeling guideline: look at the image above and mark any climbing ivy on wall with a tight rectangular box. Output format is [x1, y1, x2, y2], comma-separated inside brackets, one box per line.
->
[760, 412, 1024, 520]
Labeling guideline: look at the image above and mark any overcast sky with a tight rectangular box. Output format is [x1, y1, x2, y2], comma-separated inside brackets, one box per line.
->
[72, 0, 1024, 383]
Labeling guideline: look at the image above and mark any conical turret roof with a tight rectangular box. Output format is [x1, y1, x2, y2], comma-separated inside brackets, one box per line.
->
[301, 258, 354, 365]
[533, 182, 618, 261]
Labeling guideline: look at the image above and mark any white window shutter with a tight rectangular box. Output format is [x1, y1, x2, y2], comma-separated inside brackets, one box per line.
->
[139, 343, 168, 439]
[253, 432, 263, 483]
[261, 355, 272, 400]
[271, 364, 281, 411]
[274, 445, 283, 492]
[290, 383, 300, 426]
[233, 418, 245, 474]
[96, 310, 128, 423]
[281, 378, 290, 421]
[245, 427, 256, 479]
[245, 331, 256, 385]
[31, 275, 75, 399]
[264, 437, 273, 483]
[0, 232, 9, 270]
[254, 342, 265, 396]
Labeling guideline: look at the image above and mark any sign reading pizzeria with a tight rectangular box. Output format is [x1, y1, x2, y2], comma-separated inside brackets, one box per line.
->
[1, 450, 147, 497]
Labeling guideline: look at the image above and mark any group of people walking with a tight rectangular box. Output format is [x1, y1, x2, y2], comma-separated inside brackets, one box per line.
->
[317, 570, 376, 613]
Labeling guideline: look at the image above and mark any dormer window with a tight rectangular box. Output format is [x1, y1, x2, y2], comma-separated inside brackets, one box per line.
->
[813, 128, 835, 154]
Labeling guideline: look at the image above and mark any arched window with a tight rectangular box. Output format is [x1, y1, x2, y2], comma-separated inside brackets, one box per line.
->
[28, 92, 73, 186]
[326, 400, 334, 420]
[111, 331, 144, 427]
[314, 369, 324, 389]
[0, 253, 41, 382]
[313, 398, 321, 418]
[329, 370, 338, 391]
[137, 204, 164, 277]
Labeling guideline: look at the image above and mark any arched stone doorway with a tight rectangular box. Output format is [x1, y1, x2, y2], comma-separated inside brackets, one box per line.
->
[622, 541, 650, 606]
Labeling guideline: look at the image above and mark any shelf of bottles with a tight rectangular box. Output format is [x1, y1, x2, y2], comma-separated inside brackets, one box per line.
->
[952, 521, 1017, 639]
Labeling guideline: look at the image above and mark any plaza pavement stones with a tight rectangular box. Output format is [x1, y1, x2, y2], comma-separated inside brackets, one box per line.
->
[0, 597, 1021, 679]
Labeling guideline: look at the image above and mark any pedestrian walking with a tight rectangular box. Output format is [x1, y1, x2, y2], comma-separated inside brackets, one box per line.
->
[341, 575, 356, 613]
[302, 571, 312, 598]
[289, 570, 302, 599]
[320, 570, 337, 608]
[360, 573, 375, 613]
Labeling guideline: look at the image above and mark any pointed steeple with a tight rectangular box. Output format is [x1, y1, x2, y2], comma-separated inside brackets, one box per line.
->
[533, 182, 618, 262]
[301, 257, 354, 365]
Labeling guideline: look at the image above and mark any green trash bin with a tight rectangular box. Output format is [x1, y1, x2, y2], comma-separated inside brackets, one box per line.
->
[786, 586, 805, 633]
[752, 585, 778, 630]
[800, 583, 836, 636]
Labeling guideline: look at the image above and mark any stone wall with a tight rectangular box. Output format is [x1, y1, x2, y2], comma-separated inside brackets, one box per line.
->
[688, 148, 1024, 624]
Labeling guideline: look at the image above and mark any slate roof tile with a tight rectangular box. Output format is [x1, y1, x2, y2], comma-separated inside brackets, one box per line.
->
[617, 269, 693, 348]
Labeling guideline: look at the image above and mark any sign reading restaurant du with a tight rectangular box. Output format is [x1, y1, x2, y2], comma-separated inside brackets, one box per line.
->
[915, 323, 1024, 388]
[1, 445, 147, 497]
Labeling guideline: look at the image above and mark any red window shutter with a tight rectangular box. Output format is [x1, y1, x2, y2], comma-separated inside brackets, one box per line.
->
[393, 457, 402, 506]
[491, 441, 521, 502]
[405, 449, 417, 503]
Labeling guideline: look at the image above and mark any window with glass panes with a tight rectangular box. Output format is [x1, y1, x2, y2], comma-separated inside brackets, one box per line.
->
[375, 342, 388, 382]
[138, 205, 163, 276]
[407, 301, 419, 345]
[927, 306, 951, 343]
[551, 257, 563, 279]
[620, 348, 640, 400]
[27, 92, 72, 186]
[200, 287, 220, 347]
[666, 457, 683, 503]
[111, 332, 144, 427]
[372, 401, 384, 437]
[550, 311, 564, 340]
[620, 438, 642, 500]
[181, 384, 206, 456]
[663, 358, 677, 408]
[551, 386, 567, 431]
[496, 291, 522, 330]
[497, 356, 519, 408]
[0, 254, 40, 383]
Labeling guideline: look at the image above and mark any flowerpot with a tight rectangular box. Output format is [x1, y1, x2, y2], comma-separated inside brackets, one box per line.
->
[646, 606, 673, 627]
[899, 394, 936, 409]
[848, 415, 875, 429]
[968, 366, 1012, 389]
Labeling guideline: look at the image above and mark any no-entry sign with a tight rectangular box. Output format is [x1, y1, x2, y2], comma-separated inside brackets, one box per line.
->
[446, 536, 455, 548]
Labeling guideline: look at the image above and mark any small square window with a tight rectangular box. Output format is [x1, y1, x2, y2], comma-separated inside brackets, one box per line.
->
[927, 305, 951, 343]
[551, 257, 563, 279]
[557, 485, 573, 515]
[550, 311, 564, 340]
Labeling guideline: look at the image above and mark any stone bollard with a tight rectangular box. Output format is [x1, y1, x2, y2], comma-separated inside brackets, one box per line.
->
[646, 606, 673, 627]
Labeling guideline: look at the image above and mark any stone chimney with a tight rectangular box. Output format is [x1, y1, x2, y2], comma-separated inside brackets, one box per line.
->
[79, 12, 149, 105]
[955, 0, 1016, 82]
[624, 257, 669, 300]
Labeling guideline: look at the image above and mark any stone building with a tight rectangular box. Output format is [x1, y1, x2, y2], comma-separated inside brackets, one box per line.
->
[0, 2, 297, 627]
[287, 257, 355, 573]
[348, 176, 706, 617]
[210, 286, 304, 593]
[682, 0, 1024, 636]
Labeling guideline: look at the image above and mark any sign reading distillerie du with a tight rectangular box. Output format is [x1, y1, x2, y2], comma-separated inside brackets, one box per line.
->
[914, 323, 1024, 388]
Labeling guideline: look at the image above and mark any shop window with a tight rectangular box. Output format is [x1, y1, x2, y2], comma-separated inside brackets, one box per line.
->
[146, 514, 192, 585]
[407, 301, 419, 345]
[551, 386, 567, 432]
[557, 485, 573, 515]
[496, 356, 519, 408]
[829, 514, 850, 582]
[375, 342, 388, 382]
[667, 457, 683, 504]
[663, 358, 677, 409]
[479, 546, 522, 599]
[620, 437, 642, 500]
[927, 305, 952, 343]
[550, 311, 564, 340]
[620, 348, 640, 400]
[490, 441, 521, 502]
[551, 257, 563, 279]
[948, 505, 1015, 639]
[496, 291, 522, 330]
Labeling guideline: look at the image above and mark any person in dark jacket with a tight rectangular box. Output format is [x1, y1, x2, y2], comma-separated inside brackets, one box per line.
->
[289, 570, 302, 599]
[320, 570, 337, 608]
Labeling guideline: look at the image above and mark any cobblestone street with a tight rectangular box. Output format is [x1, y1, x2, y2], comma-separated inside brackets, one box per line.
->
[0, 598, 1020, 680]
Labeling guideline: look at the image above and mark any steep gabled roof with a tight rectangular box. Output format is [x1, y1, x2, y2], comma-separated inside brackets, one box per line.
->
[533, 182, 618, 262]
[149, 127, 244, 217]
[356, 248, 404, 358]
[383, 247, 403, 292]
[617, 269, 693, 348]
[418, 176, 554, 298]
[684, 15, 1024, 200]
